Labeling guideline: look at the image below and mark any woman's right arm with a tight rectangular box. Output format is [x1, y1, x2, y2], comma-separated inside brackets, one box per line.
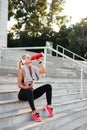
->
[18, 69, 32, 89]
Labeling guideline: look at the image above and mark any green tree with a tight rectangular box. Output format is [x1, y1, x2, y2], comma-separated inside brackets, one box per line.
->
[8, 0, 67, 39]
[68, 17, 87, 57]
[48, 0, 67, 28]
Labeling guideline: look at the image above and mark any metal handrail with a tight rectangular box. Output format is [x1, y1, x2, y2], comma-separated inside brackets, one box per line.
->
[56, 44, 87, 61]
[50, 47, 87, 98]
[2, 46, 87, 69]
[1, 46, 47, 69]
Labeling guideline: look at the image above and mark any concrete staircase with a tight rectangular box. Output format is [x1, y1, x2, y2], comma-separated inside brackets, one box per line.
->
[0, 49, 87, 130]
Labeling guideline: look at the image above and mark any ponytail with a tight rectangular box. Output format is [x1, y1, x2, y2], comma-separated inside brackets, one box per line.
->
[17, 59, 23, 70]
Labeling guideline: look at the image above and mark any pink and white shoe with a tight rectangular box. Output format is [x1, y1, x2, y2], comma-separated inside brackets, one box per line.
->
[32, 112, 42, 122]
[44, 105, 54, 117]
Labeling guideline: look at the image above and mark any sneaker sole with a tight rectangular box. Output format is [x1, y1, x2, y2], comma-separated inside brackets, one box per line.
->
[32, 116, 42, 122]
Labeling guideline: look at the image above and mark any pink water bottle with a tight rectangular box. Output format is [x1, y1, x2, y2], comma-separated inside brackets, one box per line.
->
[31, 52, 44, 60]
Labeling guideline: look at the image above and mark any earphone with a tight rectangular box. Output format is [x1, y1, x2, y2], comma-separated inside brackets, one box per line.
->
[21, 58, 26, 64]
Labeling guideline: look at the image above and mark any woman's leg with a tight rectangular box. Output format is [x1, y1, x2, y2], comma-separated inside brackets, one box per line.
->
[18, 84, 52, 110]
[33, 84, 52, 105]
[18, 88, 36, 111]
[18, 88, 42, 121]
[33, 84, 53, 117]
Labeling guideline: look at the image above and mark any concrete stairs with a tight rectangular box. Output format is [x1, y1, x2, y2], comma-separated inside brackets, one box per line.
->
[0, 49, 87, 129]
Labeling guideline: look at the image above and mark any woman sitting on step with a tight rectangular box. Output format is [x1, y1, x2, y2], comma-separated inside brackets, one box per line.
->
[17, 54, 53, 122]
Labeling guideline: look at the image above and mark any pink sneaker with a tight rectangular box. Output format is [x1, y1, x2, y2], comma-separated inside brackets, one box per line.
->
[44, 105, 54, 117]
[32, 112, 42, 122]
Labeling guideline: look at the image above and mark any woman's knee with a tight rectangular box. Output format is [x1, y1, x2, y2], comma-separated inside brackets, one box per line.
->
[46, 84, 52, 91]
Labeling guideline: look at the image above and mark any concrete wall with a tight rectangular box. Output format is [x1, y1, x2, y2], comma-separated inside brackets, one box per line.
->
[0, 0, 8, 48]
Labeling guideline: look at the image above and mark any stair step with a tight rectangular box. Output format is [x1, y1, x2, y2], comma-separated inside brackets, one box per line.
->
[0, 97, 87, 117]
[0, 90, 19, 100]
[0, 75, 87, 86]
[2, 105, 87, 129]
[1, 87, 87, 101]
[1, 92, 87, 113]
[0, 81, 87, 91]
[58, 116, 87, 130]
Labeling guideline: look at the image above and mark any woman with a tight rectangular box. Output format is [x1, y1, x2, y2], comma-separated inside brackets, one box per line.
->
[18, 54, 53, 122]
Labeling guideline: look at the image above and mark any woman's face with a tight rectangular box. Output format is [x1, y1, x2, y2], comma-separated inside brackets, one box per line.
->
[25, 54, 32, 64]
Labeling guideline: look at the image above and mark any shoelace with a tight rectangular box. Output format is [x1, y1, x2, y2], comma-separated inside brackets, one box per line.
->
[51, 108, 53, 111]
[36, 112, 40, 117]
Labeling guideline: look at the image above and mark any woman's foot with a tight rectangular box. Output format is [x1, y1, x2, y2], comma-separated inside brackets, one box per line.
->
[44, 105, 54, 117]
[32, 112, 42, 122]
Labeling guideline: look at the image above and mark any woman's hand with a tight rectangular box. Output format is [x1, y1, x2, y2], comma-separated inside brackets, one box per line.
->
[36, 58, 42, 63]
[26, 83, 33, 89]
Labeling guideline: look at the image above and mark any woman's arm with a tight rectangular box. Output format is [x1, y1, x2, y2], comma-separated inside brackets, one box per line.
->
[18, 69, 33, 89]
[37, 58, 46, 74]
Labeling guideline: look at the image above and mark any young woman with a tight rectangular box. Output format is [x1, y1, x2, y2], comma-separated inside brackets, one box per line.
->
[17, 54, 53, 122]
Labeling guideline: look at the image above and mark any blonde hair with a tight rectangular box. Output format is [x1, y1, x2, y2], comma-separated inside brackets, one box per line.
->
[17, 59, 23, 70]
[17, 54, 29, 69]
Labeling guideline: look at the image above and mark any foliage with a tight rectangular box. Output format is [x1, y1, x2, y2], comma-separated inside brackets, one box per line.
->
[51, 17, 87, 58]
[8, 0, 67, 39]
[8, 0, 87, 59]
[68, 17, 87, 57]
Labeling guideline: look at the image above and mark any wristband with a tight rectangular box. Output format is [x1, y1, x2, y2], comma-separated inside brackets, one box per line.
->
[39, 61, 42, 64]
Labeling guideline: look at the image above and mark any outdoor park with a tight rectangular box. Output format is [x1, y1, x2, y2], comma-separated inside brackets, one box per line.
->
[0, 0, 87, 129]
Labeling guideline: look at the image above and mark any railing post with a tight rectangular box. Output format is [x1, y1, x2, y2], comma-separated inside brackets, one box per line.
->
[80, 66, 83, 98]
[63, 48, 64, 60]
[44, 47, 47, 70]
[73, 54, 75, 66]
[0, 48, 1, 63]
[56, 45, 58, 57]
